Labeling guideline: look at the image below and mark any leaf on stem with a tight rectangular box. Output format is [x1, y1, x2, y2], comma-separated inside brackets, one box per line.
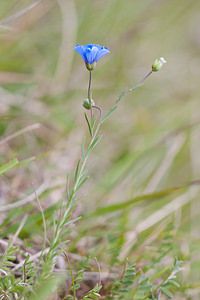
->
[160, 287, 173, 298]
[75, 176, 89, 193]
[116, 88, 128, 104]
[92, 115, 96, 130]
[86, 136, 102, 158]
[116, 84, 143, 106]
[74, 160, 80, 184]
[101, 106, 117, 123]
[0, 158, 19, 175]
[85, 113, 92, 137]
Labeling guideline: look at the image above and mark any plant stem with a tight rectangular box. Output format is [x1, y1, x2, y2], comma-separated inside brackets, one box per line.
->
[88, 71, 93, 134]
[112, 70, 153, 108]
[125, 70, 152, 94]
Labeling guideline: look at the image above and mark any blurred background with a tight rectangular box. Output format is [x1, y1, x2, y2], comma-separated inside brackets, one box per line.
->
[1, 0, 200, 298]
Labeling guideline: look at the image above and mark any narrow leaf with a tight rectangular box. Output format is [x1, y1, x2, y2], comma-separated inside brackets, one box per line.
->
[74, 160, 80, 184]
[0, 158, 19, 175]
[92, 115, 96, 129]
[76, 177, 88, 192]
[86, 136, 102, 158]
[101, 106, 117, 123]
[116, 88, 128, 104]
[85, 113, 92, 137]
[91, 185, 189, 216]
[161, 287, 173, 298]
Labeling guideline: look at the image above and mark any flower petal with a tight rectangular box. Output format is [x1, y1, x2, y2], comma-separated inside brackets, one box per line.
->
[74, 45, 87, 63]
[94, 47, 110, 62]
[85, 46, 99, 65]
[74, 44, 110, 67]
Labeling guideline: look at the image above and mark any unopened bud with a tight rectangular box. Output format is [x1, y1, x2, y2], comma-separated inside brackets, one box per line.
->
[152, 57, 166, 72]
[83, 98, 95, 110]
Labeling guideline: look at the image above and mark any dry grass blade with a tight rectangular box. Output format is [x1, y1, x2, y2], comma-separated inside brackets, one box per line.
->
[144, 134, 186, 194]
[0, 123, 40, 146]
[119, 188, 199, 260]
[10, 214, 28, 248]
[51, 0, 77, 94]
[0, 0, 43, 25]
[0, 182, 49, 212]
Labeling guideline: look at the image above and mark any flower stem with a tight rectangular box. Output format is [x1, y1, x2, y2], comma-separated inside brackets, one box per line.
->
[124, 70, 153, 95]
[112, 70, 153, 108]
[88, 71, 93, 134]
[138, 70, 152, 85]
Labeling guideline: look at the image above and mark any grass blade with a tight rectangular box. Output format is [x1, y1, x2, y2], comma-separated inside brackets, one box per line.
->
[0, 158, 19, 175]
[90, 184, 192, 216]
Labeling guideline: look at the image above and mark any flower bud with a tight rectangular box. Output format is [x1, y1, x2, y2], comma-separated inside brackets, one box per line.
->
[152, 57, 166, 72]
[83, 98, 95, 110]
[85, 62, 96, 71]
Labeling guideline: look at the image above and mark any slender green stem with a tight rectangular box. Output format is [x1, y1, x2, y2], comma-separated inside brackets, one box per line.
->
[112, 70, 153, 108]
[88, 71, 93, 133]
[125, 70, 152, 94]
[138, 70, 152, 85]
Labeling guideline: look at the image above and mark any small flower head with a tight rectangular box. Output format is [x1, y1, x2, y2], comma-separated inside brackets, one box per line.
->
[74, 44, 110, 71]
[152, 57, 166, 72]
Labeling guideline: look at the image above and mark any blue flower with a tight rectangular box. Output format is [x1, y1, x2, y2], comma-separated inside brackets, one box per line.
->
[74, 44, 110, 70]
